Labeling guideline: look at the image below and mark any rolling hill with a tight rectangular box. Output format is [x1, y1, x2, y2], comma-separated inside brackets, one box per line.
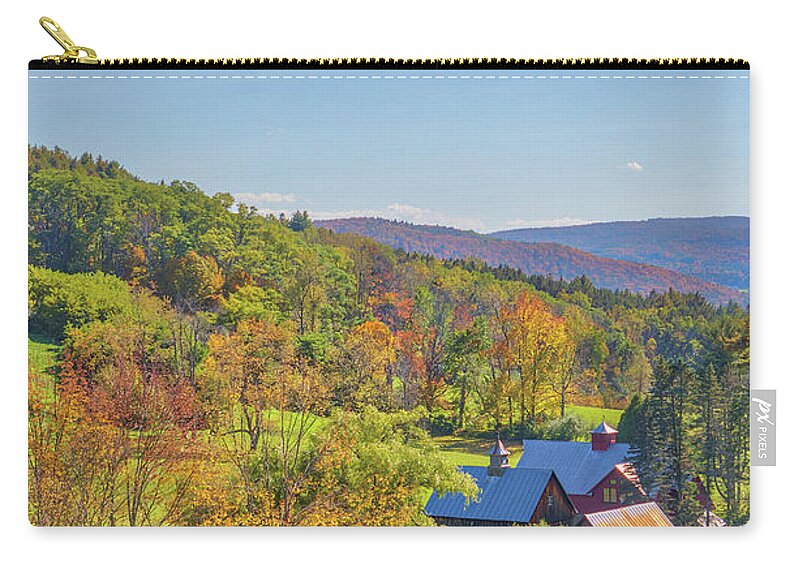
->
[491, 217, 749, 291]
[316, 218, 747, 305]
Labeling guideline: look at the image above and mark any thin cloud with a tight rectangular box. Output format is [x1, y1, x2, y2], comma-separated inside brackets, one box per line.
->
[250, 203, 487, 232]
[383, 203, 485, 230]
[306, 208, 385, 220]
[626, 161, 644, 171]
[501, 217, 597, 229]
[233, 192, 296, 206]
[386, 203, 428, 217]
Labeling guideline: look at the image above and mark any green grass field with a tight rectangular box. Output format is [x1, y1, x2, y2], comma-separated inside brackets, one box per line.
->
[432, 404, 624, 468]
[28, 335, 59, 376]
[433, 434, 522, 467]
[565, 405, 623, 428]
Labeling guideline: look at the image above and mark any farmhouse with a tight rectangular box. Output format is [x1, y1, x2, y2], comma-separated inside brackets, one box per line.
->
[517, 421, 646, 514]
[425, 436, 576, 526]
[424, 429, 676, 527]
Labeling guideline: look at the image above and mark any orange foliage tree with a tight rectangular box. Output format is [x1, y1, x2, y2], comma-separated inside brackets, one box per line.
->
[29, 297, 206, 526]
[494, 290, 570, 425]
[332, 320, 396, 410]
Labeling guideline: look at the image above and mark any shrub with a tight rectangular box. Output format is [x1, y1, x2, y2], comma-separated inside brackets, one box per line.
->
[516, 414, 590, 441]
[28, 266, 134, 341]
[428, 410, 458, 436]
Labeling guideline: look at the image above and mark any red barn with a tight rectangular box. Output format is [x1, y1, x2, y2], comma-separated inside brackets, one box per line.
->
[424, 435, 577, 526]
[517, 421, 647, 514]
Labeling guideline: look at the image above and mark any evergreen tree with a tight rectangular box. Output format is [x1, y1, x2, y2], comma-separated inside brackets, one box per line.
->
[691, 363, 722, 526]
[288, 210, 313, 232]
[633, 358, 703, 525]
[715, 363, 750, 525]
[617, 392, 646, 444]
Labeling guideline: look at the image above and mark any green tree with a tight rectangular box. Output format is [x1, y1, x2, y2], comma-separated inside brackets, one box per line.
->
[217, 285, 283, 327]
[288, 210, 313, 232]
[301, 407, 478, 526]
[28, 265, 135, 341]
[443, 317, 489, 429]
[634, 358, 703, 526]
[158, 251, 225, 309]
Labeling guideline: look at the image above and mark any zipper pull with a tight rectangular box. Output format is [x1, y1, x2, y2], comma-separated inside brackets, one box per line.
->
[39, 16, 98, 64]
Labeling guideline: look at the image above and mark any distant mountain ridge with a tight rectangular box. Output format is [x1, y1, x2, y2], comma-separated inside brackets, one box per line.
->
[316, 218, 747, 305]
[491, 216, 749, 291]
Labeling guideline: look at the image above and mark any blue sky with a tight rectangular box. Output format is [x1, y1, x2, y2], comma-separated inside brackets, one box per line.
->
[28, 69, 748, 232]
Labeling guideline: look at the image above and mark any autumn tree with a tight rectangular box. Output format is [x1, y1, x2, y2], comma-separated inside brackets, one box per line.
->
[395, 286, 453, 413]
[31, 292, 205, 526]
[286, 249, 326, 334]
[28, 368, 128, 526]
[333, 320, 396, 410]
[158, 251, 225, 309]
[497, 290, 566, 425]
[170, 309, 211, 390]
[202, 318, 296, 452]
[479, 282, 517, 429]
[551, 336, 577, 418]
[200, 318, 332, 524]
[552, 308, 607, 416]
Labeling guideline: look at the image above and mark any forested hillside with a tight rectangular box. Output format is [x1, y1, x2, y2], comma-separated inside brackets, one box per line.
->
[27, 146, 750, 526]
[492, 217, 749, 291]
[317, 218, 747, 305]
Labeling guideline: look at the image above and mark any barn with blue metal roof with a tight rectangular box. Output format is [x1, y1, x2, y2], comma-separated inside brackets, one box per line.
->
[424, 424, 656, 525]
[424, 434, 576, 526]
[517, 421, 647, 514]
[517, 439, 631, 494]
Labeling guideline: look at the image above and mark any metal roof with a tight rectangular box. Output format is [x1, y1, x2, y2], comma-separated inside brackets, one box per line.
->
[517, 440, 631, 495]
[489, 436, 510, 456]
[425, 466, 554, 523]
[590, 421, 618, 434]
[582, 502, 673, 527]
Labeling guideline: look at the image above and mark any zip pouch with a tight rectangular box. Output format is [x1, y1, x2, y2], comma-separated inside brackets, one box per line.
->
[28, 17, 750, 527]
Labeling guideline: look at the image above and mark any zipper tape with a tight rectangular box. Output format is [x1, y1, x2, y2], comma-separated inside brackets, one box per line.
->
[29, 57, 750, 70]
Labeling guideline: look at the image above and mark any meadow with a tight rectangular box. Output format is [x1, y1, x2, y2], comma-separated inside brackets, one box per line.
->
[432, 405, 623, 466]
[28, 336, 58, 376]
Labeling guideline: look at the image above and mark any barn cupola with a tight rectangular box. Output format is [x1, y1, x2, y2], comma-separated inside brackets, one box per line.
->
[488, 433, 511, 476]
[590, 421, 618, 451]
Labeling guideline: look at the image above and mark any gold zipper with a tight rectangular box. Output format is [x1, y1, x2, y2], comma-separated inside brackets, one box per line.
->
[39, 17, 98, 65]
[34, 16, 748, 70]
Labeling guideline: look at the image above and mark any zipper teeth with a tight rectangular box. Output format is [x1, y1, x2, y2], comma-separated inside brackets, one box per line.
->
[30, 57, 750, 70]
